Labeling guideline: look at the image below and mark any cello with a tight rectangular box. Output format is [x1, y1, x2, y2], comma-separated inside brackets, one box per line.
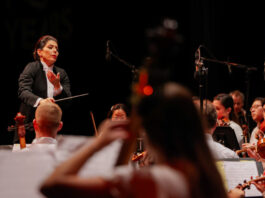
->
[14, 112, 27, 149]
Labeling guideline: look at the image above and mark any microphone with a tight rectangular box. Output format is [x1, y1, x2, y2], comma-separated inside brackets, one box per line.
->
[106, 40, 111, 62]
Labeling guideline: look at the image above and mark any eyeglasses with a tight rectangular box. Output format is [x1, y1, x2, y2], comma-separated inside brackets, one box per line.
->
[250, 104, 262, 110]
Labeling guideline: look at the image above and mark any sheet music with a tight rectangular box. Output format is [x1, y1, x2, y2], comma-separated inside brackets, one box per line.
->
[0, 150, 55, 198]
[0, 135, 124, 198]
[54, 135, 123, 176]
[218, 160, 263, 197]
[78, 139, 123, 177]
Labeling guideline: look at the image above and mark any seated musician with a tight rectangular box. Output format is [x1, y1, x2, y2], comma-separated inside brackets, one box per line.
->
[40, 82, 229, 198]
[107, 103, 129, 121]
[107, 103, 154, 167]
[29, 99, 63, 150]
[195, 100, 239, 159]
[248, 97, 265, 144]
[213, 93, 244, 148]
[243, 99, 265, 167]
[229, 90, 247, 128]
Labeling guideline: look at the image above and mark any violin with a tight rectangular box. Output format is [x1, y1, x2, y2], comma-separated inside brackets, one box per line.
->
[236, 142, 265, 159]
[217, 117, 230, 127]
[14, 112, 27, 149]
[132, 150, 147, 162]
[260, 120, 265, 133]
[237, 176, 265, 190]
[251, 120, 265, 157]
[254, 120, 265, 140]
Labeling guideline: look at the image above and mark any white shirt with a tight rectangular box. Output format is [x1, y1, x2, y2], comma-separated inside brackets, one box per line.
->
[249, 126, 259, 144]
[205, 133, 239, 159]
[29, 137, 57, 151]
[31, 137, 57, 144]
[12, 137, 57, 152]
[33, 61, 63, 107]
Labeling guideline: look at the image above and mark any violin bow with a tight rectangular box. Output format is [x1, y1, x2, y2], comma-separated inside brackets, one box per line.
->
[90, 111, 98, 136]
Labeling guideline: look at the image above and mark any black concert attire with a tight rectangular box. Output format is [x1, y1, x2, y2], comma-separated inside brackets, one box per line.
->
[17, 61, 71, 143]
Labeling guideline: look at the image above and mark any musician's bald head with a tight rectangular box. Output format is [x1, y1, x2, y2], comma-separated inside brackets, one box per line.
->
[33, 101, 63, 138]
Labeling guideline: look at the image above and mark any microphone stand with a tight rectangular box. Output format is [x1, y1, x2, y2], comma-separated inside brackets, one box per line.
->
[200, 56, 257, 124]
[108, 50, 138, 83]
[196, 60, 208, 114]
[200, 57, 257, 71]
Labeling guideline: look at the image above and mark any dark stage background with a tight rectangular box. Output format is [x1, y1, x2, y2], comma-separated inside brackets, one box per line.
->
[1, 1, 264, 144]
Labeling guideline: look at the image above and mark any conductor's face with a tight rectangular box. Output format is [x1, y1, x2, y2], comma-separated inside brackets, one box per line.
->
[38, 40, 59, 66]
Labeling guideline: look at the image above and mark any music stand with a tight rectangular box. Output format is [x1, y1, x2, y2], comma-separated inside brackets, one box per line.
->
[213, 126, 240, 151]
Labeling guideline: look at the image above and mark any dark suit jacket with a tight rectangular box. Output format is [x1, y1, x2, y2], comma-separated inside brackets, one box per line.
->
[17, 61, 71, 141]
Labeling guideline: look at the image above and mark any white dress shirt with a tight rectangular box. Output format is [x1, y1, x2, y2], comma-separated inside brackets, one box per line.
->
[206, 133, 239, 159]
[249, 126, 259, 144]
[33, 61, 63, 107]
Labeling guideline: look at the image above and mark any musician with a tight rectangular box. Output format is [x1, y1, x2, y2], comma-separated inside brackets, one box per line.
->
[213, 93, 244, 148]
[40, 82, 228, 198]
[248, 97, 265, 144]
[30, 99, 63, 148]
[230, 90, 248, 129]
[198, 100, 239, 159]
[17, 35, 71, 143]
[107, 103, 129, 121]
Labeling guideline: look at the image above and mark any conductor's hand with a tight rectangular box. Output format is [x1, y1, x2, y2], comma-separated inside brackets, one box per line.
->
[47, 70, 61, 90]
